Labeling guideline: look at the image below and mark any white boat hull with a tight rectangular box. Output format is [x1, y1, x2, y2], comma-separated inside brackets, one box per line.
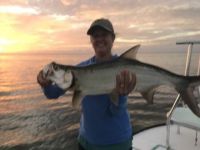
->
[132, 124, 200, 150]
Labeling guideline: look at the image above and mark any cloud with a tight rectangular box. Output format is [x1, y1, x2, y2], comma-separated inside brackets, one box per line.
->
[27, 0, 77, 15]
[1, 0, 200, 53]
[0, 0, 26, 5]
[111, 2, 200, 45]
[0, 5, 40, 15]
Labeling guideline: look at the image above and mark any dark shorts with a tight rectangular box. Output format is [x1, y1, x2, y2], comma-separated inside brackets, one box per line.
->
[78, 143, 132, 150]
[78, 135, 132, 150]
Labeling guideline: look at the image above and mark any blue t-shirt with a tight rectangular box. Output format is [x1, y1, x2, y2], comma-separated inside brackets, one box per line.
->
[42, 56, 132, 146]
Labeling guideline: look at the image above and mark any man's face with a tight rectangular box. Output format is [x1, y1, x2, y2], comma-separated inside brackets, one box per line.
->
[90, 28, 115, 57]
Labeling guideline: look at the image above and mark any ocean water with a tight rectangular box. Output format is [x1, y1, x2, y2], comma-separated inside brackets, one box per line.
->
[0, 51, 199, 149]
[0, 53, 87, 113]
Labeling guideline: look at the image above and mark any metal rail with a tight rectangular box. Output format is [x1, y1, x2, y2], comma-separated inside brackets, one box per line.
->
[166, 41, 200, 149]
[176, 41, 200, 45]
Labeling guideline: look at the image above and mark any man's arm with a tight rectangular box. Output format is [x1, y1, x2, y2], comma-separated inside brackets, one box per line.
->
[109, 70, 136, 114]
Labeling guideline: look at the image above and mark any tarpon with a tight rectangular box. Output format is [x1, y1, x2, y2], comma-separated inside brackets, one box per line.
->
[42, 45, 200, 117]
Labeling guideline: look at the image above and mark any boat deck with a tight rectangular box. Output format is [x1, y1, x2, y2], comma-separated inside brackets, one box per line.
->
[132, 124, 200, 150]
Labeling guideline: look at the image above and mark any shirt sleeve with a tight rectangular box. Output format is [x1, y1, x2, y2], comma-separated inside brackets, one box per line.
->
[42, 84, 65, 99]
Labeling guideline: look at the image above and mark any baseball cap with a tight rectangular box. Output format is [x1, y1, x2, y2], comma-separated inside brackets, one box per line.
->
[87, 18, 115, 35]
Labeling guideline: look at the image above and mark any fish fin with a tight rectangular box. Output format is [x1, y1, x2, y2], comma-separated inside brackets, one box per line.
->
[177, 76, 200, 117]
[120, 45, 140, 60]
[140, 88, 156, 104]
[179, 88, 200, 117]
[72, 90, 83, 109]
[109, 89, 119, 106]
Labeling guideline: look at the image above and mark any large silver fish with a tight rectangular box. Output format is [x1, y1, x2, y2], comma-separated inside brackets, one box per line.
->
[42, 45, 200, 117]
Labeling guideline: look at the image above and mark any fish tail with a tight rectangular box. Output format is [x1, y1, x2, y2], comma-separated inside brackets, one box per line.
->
[177, 76, 200, 117]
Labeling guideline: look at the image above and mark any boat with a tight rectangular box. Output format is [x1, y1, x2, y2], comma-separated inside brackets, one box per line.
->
[132, 124, 200, 150]
[133, 41, 200, 150]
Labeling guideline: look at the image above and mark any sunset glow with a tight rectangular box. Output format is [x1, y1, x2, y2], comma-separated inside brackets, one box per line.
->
[0, 0, 200, 53]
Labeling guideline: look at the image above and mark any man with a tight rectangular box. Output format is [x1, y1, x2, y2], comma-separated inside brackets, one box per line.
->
[37, 18, 136, 150]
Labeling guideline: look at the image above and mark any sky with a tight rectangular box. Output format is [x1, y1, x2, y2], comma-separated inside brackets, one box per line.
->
[0, 0, 200, 53]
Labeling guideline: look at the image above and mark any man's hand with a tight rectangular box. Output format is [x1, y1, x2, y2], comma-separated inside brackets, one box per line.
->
[116, 70, 136, 95]
[37, 70, 52, 87]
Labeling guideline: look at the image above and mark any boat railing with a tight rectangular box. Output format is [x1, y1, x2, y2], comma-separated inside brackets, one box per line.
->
[166, 41, 200, 149]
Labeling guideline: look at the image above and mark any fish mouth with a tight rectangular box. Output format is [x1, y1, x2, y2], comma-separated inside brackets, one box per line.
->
[42, 63, 54, 78]
[43, 62, 74, 90]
